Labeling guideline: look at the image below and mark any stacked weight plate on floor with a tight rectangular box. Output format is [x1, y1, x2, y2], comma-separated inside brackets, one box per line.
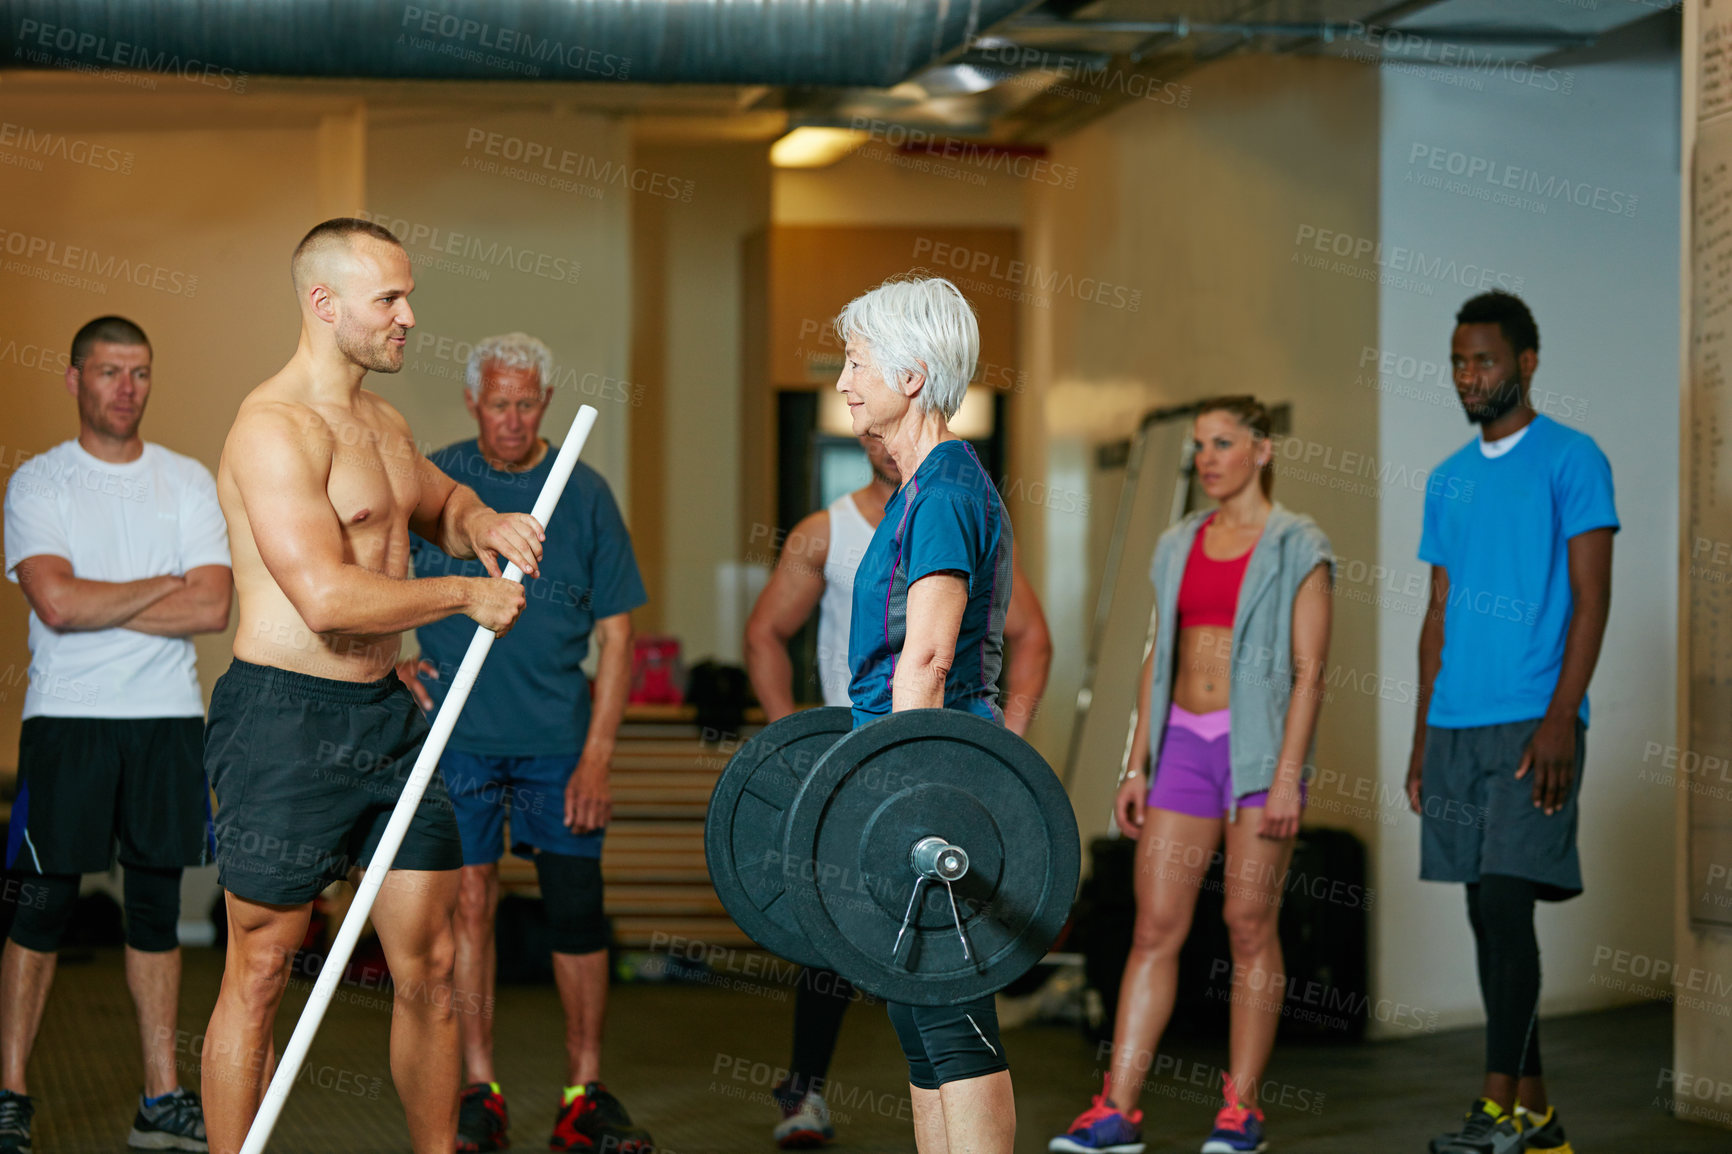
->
[705, 707, 1081, 1006]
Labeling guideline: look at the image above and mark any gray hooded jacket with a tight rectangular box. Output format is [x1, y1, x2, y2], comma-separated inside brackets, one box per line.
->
[1145, 502, 1334, 814]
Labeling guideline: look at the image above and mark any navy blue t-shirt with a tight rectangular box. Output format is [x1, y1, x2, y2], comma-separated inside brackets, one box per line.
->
[1419, 415, 1618, 728]
[847, 440, 1012, 727]
[411, 439, 647, 757]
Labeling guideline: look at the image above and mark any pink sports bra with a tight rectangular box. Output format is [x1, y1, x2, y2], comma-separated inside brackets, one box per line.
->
[1176, 513, 1257, 629]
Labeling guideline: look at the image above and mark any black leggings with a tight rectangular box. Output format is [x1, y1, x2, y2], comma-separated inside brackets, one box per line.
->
[1466, 874, 1541, 1077]
[8, 867, 182, 953]
[776, 967, 857, 1105]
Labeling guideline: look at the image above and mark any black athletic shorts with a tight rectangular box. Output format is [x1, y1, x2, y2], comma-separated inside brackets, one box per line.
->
[7, 716, 212, 875]
[204, 658, 463, 905]
[886, 995, 1009, 1090]
[1420, 718, 1586, 901]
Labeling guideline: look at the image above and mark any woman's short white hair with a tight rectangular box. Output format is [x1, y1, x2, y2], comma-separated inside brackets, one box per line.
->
[466, 332, 554, 400]
[834, 276, 979, 420]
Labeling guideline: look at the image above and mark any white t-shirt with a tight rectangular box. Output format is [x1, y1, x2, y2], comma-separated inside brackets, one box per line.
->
[3, 440, 230, 720]
[817, 492, 876, 708]
[1478, 422, 1532, 459]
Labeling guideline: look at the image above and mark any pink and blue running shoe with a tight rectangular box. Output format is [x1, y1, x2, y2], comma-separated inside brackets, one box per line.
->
[1200, 1073, 1267, 1153]
[1049, 1076, 1146, 1154]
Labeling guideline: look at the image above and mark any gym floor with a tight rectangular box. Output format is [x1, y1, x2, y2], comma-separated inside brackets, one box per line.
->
[20, 947, 1725, 1153]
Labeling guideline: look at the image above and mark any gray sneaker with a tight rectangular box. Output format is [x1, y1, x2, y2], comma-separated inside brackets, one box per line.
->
[773, 1091, 834, 1149]
[128, 1087, 207, 1151]
[0, 1091, 31, 1154]
[1430, 1098, 1527, 1154]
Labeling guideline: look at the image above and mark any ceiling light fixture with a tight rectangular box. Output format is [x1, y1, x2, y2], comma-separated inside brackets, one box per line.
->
[770, 126, 868, 168]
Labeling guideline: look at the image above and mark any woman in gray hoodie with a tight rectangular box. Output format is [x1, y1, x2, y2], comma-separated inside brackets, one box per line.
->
[1051, 396, 1333, 1154]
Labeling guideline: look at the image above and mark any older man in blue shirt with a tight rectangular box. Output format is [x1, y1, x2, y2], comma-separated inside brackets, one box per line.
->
[402, 333, 649, 1154]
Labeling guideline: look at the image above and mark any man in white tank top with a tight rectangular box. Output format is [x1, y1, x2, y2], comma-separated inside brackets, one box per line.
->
[741, 434, 1052, 1148]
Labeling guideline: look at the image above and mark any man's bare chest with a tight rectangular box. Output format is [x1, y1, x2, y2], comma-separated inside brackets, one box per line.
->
[321, 419, 422, 562]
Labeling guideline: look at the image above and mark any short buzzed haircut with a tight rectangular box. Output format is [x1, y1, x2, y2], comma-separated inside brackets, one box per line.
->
[71, 315, 150, 368]
[290, 217, 402, 286]
[1456, 291, 1539, 358]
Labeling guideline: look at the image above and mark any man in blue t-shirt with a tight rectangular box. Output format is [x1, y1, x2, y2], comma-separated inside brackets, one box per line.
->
[1407, 293, 1616, 1154]
[399, 333, 649, 1154]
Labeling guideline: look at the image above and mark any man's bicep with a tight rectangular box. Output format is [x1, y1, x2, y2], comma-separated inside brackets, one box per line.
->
[14, 553, 74, 616]
[408, 450, 459, 539]
[593, 610, 633, 649]
[753, 557, 826, 641]
[185, 564, 234, 597]
[1004, 554, 1048, 646]
[231, 418, 347, 597]
[1566, 527, 1613, 596]
[1423, 565, 1450, 644]
[747, 511, 828, 639]
[1427, 564, 1450, 602]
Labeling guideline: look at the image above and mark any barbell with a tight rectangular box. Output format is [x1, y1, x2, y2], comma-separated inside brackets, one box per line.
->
[704, 707, 1081, 1006]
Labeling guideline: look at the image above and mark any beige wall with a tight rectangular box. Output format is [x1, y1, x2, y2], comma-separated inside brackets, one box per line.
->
[0, 114, 329, 771]
[632, 142, 771, 663]
[772, 147, 1024, 227]
[367, 106, 634, 513]
[1021, 56, 1384, 859]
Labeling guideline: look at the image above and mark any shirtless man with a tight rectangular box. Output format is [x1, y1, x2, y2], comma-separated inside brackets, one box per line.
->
[200, 218, 541, 1154]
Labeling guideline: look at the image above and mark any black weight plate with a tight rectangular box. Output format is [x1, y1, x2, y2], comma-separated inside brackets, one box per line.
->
[783, 709, 1081, 1006]
[704, 707, 854, 969]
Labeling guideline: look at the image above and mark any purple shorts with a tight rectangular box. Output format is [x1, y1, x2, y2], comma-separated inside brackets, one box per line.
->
[1145, 705, 1305, 819]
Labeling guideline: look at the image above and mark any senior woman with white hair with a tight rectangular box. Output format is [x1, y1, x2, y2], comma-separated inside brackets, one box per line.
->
[836, 276, 1019, 1154]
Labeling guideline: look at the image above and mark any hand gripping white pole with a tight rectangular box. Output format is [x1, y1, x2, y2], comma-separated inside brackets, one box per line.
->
[239, 404, 599, 1153]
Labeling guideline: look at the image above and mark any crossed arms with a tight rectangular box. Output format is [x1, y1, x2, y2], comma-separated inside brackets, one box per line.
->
[16, 557, 231, 637]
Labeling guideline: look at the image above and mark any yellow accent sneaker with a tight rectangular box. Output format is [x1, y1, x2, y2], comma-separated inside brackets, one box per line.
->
[1516, 1104, 1575, 1153]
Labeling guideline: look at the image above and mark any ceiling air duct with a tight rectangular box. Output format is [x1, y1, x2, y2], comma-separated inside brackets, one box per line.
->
[0, 0, 1031, 87]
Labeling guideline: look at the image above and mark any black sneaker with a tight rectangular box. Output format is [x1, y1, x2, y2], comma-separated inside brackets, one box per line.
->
[457, 1082, 510, 1152]
[1429, 1097, 1526, 1154]
[0, 1091, 31, 1154]
[549, 1083, 653, 1154]
[1516, 1105, 1573, 1153]
[128, 1087, 207, 1151]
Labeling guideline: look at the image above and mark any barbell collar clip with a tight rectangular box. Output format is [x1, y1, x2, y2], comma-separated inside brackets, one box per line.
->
[911, 836, 969, 882]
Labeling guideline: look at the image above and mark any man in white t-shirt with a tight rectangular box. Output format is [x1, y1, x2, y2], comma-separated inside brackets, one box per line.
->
[741, 433, 1052, 1149]
[1, 316, 232, 1154]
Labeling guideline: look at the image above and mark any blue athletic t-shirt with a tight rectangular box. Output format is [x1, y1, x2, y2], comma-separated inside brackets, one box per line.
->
[1419, 415, 1618, 728]
[847, 440, 1012, 727]
[411, 440, 647, 756]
